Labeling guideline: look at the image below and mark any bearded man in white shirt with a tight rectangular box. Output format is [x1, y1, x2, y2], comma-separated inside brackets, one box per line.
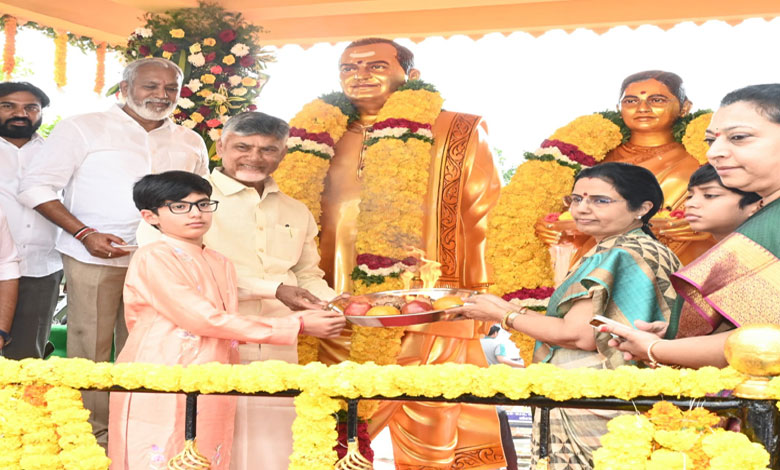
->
[17, 58, 208, 446]
[205, 112, 345, 470]
[0, 82, 63, 360]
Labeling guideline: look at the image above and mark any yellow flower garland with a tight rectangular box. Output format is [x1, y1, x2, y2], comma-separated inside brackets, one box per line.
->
[682, 112, 714, 165]
[594, 402, 770, 470]
[275, 85, 443, 378]
[549, 114, 624, 161]
[0, 383, 109, 470]
[54, 31, 68, 88]
[0, 358, 765, 470]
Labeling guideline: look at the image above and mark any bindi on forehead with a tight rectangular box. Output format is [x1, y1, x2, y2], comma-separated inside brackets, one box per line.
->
[640, 91, 646, 95]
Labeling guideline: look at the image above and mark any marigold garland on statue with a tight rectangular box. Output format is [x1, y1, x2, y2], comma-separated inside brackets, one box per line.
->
[682, 112, 714, 165]
[2, 16, 16, 77]
[352, 81, 443, 292]
[594, 402, 770, 470]
[54, 30, 68, 88]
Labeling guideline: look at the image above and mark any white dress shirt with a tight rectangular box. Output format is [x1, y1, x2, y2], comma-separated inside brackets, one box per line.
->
[204, 169, 336, 317]
[17, 105, 209, 267]
[0, 133, 61, 277]
[0, 206, 20, 281]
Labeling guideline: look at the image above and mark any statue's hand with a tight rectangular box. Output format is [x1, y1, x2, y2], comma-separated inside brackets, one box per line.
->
[534, 218, 563, 246]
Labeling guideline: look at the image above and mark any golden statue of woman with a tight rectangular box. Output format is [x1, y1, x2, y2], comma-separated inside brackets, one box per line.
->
[537, 71, 714, 270]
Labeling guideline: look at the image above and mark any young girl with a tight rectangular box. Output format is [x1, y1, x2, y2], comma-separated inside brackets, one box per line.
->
[108, 171, 344, 470]
[684, 163, 762, 241]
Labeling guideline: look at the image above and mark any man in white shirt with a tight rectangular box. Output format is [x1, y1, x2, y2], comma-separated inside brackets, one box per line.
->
[17, 58, 208, 446]
[205, 112, 345, 470]
[0, 206, 20, 355]
[0, 82, 63, 360]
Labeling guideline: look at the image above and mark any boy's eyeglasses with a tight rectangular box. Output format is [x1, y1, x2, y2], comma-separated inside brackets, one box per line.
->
[563, 194, 623, 208]
[163, 200, 219, 214]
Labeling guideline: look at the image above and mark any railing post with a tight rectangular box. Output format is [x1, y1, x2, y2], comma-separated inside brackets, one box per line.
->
[538, 407, 550, 459]
[185, 393, 198, 441]
[347, 399, 359, 442]
[744, 400, 780, 470]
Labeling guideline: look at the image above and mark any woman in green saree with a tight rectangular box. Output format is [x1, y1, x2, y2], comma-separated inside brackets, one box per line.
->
[454, 162, 682, 470]
[603, 84, 780, 369]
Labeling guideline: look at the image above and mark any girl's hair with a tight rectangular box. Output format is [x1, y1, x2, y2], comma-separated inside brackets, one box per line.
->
[688, 163, 762, 208]
[575, 162, 664, 238]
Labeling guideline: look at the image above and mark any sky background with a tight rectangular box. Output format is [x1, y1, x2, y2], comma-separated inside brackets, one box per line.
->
[3, 17, 780, 177]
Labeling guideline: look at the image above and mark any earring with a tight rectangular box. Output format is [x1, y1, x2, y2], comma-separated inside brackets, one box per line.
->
[636, 216, 642, 220]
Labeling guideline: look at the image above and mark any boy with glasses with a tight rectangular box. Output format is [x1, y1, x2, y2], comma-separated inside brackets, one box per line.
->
[108, 170, 344, 470]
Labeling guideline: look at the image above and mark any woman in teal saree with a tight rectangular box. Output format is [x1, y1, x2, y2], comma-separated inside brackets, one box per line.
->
[454, 162, 682, 470]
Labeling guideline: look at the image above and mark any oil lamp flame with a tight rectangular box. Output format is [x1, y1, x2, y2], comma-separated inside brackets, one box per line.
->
[406, 246, 442, 290]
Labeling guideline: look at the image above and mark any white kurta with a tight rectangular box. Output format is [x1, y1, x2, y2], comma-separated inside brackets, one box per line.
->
[204, 168, 336, 470]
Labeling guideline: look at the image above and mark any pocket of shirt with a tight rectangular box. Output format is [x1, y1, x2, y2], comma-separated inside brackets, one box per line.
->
[272, 224, 304, 262]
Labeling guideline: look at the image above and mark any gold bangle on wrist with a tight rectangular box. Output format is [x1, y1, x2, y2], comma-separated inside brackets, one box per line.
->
[501, 308, 527, 331]
[647, 339, 664, 368]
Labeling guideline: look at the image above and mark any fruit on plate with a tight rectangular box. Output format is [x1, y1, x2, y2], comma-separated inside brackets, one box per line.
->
[365, 305, 401, 316]
[344, 300, 372, 316]
[432, 295, 465, 310]
[401, 299, 434, 314]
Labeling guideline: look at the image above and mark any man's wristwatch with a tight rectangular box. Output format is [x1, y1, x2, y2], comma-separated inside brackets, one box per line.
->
[0, 329, 11, 347]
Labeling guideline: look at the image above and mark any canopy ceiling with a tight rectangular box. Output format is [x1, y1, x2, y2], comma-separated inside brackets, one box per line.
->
[2, 0, 779, 47]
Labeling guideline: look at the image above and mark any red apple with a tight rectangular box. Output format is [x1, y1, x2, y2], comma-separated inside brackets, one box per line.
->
[401, 300, 433, 314]
[344, 301, 372, 316]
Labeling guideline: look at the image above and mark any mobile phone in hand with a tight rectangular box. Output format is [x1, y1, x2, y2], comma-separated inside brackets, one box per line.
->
[589, 315, 626, 339]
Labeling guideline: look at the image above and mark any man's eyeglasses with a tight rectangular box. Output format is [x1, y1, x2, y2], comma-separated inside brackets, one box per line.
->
[163, 200, 219, 214]
[563, 194, 623, 208]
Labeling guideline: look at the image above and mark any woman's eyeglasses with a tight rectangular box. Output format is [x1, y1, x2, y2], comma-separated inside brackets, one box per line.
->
[164, 200, 219, 214]
[563, 194, 623, 208]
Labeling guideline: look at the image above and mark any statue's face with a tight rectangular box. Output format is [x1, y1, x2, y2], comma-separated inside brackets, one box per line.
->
[619, 79, 682, 132]
[339, 43, 407, 103]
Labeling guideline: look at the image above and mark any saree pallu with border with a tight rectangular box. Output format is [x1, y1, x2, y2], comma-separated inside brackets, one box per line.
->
[531, 230, 681, 470]
[672, 198, 780, 338]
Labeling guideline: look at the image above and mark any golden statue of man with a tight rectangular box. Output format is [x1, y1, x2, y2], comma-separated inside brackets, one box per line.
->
[318, 38, 505, 470]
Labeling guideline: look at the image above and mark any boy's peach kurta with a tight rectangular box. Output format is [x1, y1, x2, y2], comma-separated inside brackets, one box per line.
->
[108, 236, 300, 470]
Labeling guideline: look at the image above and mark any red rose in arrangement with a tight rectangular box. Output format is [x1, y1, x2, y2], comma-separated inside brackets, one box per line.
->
[204, 52, 217, 62]
[218, 29, 237, 43]
[239, 55, 255, 67]
[206, 119, 222, 128]
[161, 42, 178, 53]
[179, 87, 193, 98]
[247, 104, 257, 111]
[210, 65, 223, 74]
[138, 45, 151, 56]
[335, 422, 374, 462]
[197, 106, 212, 117]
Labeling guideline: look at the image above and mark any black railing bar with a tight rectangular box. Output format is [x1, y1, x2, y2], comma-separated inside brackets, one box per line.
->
[99, 387, 747, 410]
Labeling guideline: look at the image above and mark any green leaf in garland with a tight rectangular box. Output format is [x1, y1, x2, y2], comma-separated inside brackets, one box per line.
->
[673, 109, 712, 143]
[319, 91, 360, 124]
[598, 110, 630, 144]
[398, 79, 437, 93]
